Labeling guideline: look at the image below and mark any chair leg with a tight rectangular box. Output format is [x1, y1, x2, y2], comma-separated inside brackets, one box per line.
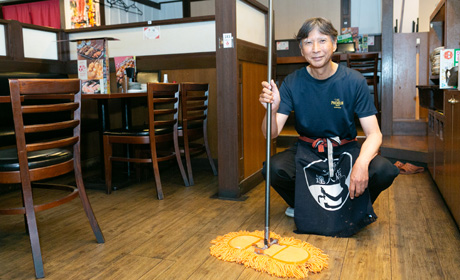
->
[21, 181, 45, 278]
[203, 126, 217, 176]
[174, 133, 189, 187]
[183, 130, 194, 186]
[103, 136, 113, 194]
[75, 149, 105, 243]
[149, 141, 164, 200]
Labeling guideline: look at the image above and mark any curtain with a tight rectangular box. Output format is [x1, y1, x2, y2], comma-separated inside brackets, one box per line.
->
[2, 0, 61, 29]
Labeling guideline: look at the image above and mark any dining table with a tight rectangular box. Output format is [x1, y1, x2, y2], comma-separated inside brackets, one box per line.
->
[82, 91, 148, 184]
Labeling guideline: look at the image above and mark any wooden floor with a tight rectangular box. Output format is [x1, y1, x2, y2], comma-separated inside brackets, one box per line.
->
[1, 164, 459, 280]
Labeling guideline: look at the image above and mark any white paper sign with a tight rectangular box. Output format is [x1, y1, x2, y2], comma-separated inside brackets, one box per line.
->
[77, 60, 88, 80]
[223, 33, 233, 48]
[276, 41, 289, 51]
[144, 26, 160, 40]
[368, 36, 375, 46]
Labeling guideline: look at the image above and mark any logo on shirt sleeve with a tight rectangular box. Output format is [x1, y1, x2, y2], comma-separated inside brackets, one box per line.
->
[331, 98, 344, 109]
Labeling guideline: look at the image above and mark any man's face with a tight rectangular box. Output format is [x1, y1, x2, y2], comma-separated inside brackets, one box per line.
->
[300, 27, 337, 69]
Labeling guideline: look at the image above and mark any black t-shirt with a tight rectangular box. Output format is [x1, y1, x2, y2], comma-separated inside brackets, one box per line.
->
[278, 65, 377, 140]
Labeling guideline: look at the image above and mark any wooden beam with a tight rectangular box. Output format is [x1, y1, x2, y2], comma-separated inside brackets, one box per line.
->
[182, 0, 190, 17]
[131, 0, 161, 10]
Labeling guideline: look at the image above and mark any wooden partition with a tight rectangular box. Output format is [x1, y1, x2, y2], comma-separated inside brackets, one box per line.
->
[216, 0, 269, 199]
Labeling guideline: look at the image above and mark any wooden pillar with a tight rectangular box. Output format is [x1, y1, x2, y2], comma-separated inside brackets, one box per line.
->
[182, 0, 191, 18]
[7, 20, 24, 61]
[215, 0, 241, 199]
[340, 0, 351, 31]
[381, 0, 394, 135]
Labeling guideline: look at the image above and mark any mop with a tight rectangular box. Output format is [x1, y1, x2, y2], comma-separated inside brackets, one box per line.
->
[209, 1, 328, 278]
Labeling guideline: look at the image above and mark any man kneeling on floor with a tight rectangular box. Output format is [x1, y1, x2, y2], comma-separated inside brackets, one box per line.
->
[259, 17, 399, 237]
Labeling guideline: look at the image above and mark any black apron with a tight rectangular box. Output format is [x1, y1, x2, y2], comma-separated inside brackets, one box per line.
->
[294, 139, 376, 237]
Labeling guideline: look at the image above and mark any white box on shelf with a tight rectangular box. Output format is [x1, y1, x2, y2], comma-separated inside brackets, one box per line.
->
[440, 49, 459, 89]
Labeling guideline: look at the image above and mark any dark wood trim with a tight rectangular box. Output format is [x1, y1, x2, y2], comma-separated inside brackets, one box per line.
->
[239, 170, 264, 195]
[58, 31, 70, 62]
[241, 0, 268, 13]
[59, 0, 65, 29]
[7, 20, 24, 60]
[237, 39, 268, 65]
[131, 0, 161, 10]
[341, 0, 351, 30]
[215, 0, 240, 199]
[99, 0, 106, 26]
[0, 60, 66, 74]
[381, 0, 393, 135]
[392, 120, 428, 136]
[136, 52, 216, 70]
[64, 15, 215, 33]
[11, 20, 60, 32]
[0, 0, 46, 6]
[380, 146, 428, 163]
[182, 0, 191, 17]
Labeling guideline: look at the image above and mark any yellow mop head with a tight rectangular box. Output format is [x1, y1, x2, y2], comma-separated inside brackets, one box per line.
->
[210, 230, 328, 279]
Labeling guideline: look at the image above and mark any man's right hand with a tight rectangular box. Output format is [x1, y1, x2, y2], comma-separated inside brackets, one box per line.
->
[260, 80, 281, 112]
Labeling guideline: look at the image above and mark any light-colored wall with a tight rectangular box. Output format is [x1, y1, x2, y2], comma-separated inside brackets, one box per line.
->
[394, 0, 419, 33]
[237, 0, 266, 46]
[68, 21, 216, 60]
[0, 24, 6, 56]
[351, 0, 382, 34]
[419, 0, 441, 32]
[273, 0, 341, 40]
[23, 28, 58, 60]
[191, 0, 215, 17]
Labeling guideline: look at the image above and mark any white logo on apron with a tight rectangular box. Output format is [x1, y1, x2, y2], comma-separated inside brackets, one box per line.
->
[303, 152, 353, 211]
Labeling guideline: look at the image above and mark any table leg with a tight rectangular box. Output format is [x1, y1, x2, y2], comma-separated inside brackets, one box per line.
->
[98, 99, 110, 179]
[121, 99, 133, 176]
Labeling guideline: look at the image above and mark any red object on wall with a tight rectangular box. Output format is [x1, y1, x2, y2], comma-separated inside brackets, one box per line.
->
[2, 0, 60, 29]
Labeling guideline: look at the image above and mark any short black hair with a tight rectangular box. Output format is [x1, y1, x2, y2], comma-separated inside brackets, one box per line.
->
[295, 17, 338, 43]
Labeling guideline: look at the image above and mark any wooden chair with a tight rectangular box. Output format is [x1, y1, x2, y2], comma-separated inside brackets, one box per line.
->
[347, 53, 380, 113]
[178, 83, 217, 186]
[0, 79, 104, 279]
[332, 53, 342, 64]
[103, 83, 189, 199]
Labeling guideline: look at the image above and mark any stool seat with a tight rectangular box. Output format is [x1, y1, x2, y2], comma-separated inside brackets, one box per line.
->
[177, 121, 203, 131]
[0, 148, 72, 171]
[104, 126, 173, 136]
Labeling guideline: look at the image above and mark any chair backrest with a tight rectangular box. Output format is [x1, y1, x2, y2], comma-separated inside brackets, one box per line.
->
[332, 53, 342, 64]
[180, 83, 209, 129]
[8, 79, 82, 174]
[346, 53, 379, 82]
[146, 83, 180, 137]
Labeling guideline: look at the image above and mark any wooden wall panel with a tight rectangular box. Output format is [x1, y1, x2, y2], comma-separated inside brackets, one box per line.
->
[381, 0, 394, 135]
[392, 32, 429, 135]
[241, 61, 267, 179]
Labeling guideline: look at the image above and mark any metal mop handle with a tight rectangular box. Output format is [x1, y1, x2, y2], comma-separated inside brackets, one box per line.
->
[264, 0, 274, 247]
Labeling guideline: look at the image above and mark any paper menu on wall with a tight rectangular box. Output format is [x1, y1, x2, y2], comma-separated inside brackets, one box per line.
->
[114, 56, 136, 89]
[440, 49, 459, 89]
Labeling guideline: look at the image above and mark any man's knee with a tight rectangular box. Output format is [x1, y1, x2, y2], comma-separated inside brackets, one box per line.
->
[369, 156, 399, 188]
[262, 155, 286, 179]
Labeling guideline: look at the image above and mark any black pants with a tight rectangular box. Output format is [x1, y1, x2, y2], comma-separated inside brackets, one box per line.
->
[262, 142, 400, 208]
